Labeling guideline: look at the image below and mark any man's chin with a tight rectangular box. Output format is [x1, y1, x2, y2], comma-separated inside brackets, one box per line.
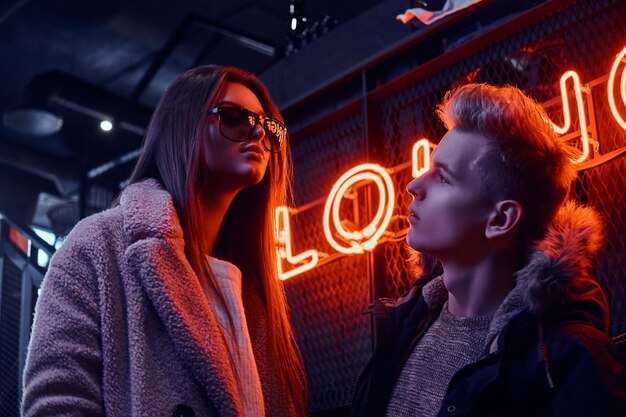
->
[406, 233, 425, 251]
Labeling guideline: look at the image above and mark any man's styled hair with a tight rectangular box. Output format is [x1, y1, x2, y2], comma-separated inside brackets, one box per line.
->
[437, 83, 578, 246]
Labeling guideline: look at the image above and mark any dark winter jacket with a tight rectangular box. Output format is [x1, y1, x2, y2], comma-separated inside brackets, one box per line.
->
[352, 202, 626, 417]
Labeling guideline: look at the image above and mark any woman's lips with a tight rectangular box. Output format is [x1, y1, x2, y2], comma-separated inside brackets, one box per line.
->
[242, 150, 264, 161]
[240, 144, 265, 161]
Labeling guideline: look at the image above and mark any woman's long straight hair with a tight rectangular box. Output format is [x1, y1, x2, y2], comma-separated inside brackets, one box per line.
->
[127, 65, 307, 415]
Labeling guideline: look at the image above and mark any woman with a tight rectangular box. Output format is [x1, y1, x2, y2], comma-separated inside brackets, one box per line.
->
[22, 66, 308, 417]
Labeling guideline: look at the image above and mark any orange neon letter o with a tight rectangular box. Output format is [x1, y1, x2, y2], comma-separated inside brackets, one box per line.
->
[608, 45, 626, 131]
[322, 164, 395, 254]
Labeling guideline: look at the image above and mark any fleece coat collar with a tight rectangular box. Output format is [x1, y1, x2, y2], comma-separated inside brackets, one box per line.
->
[120, 178, 242, 417]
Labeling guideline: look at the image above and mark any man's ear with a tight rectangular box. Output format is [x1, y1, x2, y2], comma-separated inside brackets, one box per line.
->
[485, 200, 522, 239]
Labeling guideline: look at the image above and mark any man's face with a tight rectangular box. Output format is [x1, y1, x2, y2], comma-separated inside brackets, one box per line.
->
[406, 128, 494, 262]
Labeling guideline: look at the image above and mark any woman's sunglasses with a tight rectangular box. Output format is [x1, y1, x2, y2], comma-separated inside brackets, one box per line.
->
[208, 106, 287, 153]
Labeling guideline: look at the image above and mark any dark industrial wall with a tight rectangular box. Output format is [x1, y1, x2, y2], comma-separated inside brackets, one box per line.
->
[0, 221, 47, 417]
[1, 1, 624, 416]
[280, 0, 626, 413]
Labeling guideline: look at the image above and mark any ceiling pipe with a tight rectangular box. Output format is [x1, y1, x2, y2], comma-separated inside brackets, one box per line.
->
[130, 13, 277, 101]
[0, 139, 80, 197]
[16, 71, 152, 185]
[25, 71, 152, 139]
[0, 0, 31, 25]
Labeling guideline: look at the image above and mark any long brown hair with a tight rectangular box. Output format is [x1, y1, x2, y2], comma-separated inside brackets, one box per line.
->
[128, 65, 307, 415]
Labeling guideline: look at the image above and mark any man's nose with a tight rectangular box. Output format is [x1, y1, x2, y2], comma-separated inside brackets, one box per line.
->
[406, 177, 426, 200]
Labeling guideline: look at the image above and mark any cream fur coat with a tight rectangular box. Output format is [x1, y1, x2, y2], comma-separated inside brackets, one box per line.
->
[22, 178, 294, 417]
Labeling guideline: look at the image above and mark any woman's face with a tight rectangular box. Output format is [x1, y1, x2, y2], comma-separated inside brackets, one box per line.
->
[203, 82, 271, 191]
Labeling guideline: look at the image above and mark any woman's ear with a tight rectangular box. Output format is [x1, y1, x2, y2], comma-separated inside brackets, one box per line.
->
[485, 200, 522, 239]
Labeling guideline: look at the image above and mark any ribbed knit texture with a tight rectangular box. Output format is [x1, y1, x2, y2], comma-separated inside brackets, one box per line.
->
[385, 302, 492, 417]
[206, 257, 266, 417]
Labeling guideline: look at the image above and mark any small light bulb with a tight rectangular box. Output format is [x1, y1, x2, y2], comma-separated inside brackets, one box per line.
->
[291, 18, 297, 30]
[100, 120, 113, 131]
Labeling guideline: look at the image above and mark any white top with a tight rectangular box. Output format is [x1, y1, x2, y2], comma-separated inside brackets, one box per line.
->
[206, 257, 265, 417]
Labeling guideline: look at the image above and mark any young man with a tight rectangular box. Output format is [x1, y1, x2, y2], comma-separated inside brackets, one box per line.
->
[351, 83, 626, 417]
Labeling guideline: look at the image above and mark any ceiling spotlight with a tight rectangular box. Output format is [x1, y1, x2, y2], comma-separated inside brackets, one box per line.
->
[2, 108, 63, 136]
[100, 120, 113, 132]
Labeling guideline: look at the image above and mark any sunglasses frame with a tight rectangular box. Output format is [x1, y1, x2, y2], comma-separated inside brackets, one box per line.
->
[208, 106, 287, 153]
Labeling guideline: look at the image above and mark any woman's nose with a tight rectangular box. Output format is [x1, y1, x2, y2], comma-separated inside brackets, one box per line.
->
[249, 123, 266, 142]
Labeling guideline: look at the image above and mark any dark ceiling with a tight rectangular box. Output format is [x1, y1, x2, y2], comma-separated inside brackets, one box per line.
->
[0, 0, 387, 232]
[1, 0, 386, 107]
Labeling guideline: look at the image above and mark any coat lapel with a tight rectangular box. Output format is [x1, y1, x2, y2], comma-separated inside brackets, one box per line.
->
[121, 179, 242, 416]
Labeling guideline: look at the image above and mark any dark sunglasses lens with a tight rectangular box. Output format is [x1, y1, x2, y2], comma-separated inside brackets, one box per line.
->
[263, 119, 286, 152]
[218, 108, 253, 141]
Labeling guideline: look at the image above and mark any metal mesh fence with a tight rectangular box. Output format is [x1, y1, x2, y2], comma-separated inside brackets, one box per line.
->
[578, 160, 626, 332]
[285, 108, 373, 412]
[285, 0, 626, 412]
[0, 257, 22, 417]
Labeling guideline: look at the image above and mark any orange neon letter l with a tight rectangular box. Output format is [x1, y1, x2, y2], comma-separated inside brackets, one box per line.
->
[275, 206, 319, 280]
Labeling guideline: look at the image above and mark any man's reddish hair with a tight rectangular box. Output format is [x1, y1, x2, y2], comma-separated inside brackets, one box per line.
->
[437, 83, 577, 245]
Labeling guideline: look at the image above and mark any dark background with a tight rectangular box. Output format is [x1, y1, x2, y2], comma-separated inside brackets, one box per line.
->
[1, 1, 625, 416]
[0, 0, 391, 233]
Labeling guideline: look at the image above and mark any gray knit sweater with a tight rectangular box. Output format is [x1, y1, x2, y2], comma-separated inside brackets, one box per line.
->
[385, 302, 492, 417]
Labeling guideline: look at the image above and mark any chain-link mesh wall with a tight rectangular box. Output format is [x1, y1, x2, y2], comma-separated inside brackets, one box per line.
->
[285, 108, 372, 412]
[285, 0, 626, 412]
[0, 223, 46, 417]
[0, 259, 22, 417]
[580, 159, 626, 332]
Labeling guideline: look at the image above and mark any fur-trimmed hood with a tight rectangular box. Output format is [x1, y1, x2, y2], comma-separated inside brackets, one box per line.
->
[413, 201, 608, 342]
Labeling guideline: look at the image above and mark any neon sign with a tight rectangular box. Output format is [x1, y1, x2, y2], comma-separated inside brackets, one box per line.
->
[608, 45, 626, 130]
[548, 70, 590, 164]
[322, 163, 395, 254]
[276, 45, 626, 280]
[275, 206, 319, 280]
[412, 138, 433, 178]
